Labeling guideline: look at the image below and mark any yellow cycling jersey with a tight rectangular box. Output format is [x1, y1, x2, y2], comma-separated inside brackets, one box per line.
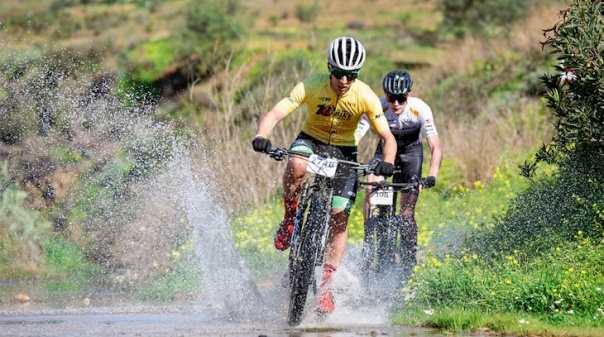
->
[275, 73, 389, 146]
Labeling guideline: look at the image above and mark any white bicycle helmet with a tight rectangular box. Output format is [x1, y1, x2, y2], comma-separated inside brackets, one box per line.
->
[327, 36, 366, 71]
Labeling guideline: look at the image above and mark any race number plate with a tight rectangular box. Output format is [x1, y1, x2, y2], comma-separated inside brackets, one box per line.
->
[370, 187, 394, 205]
[306, 154, 338, 177]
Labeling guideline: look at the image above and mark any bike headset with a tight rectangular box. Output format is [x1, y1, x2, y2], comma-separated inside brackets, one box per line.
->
[327, 36, 366, 71]
[382, 70, 413, 95]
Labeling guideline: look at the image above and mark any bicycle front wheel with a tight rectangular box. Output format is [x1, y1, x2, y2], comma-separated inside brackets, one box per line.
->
[361, 214, 392, 274]
[287, 189, 329, 326]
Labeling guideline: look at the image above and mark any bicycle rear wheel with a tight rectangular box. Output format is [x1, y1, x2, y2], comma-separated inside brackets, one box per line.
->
[287, 188, 329, 326]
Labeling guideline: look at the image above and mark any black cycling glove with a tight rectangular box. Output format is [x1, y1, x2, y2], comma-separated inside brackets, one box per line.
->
[421, 176, 436, 188]
[374, 161, 394, 177]
[252, 135, 272, 153]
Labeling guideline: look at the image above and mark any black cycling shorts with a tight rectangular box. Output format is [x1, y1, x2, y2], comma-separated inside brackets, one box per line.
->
[289, 131, 359, 213]
[374, 141, 423, 185]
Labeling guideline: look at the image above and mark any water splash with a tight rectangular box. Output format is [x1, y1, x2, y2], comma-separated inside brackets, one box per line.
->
[0, 44, 278, 322]
[167, 153, 275, 321]
[0, 43, 398, 326]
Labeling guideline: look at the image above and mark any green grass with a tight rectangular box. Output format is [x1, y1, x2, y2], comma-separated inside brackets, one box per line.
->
[43, 235, 99, 279]
[136, 254, 203, 303]
[391, 156, 604, 336]
[393, 307, 604, 337]
[125, 37, 179, 82]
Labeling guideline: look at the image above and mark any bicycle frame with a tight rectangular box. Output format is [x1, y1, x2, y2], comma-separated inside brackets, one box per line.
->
[266, 147, 374, 326]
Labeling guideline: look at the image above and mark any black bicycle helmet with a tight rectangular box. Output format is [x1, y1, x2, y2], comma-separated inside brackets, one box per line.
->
[382, 70, 413, 95]
[327, 36, 366, 71]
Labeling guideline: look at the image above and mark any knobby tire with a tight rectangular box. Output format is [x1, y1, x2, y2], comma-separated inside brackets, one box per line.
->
[362, 214, 394, 274]
[287, 186, 329, 326]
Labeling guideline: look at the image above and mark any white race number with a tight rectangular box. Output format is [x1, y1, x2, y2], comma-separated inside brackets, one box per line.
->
[370, 187, 394, 205]
[306, 154, 338, 177]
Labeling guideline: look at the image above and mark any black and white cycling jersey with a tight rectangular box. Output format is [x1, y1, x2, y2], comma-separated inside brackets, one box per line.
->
[355, 96, 438, 144]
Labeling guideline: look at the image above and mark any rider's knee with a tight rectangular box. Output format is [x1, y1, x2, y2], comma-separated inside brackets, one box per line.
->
[284, 159, 307, 181]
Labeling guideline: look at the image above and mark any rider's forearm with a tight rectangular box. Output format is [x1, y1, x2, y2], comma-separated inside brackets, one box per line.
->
[377, 131, 397, 164]
[256, 114, 276, 137]
[256, 107, 286, 137]
[382, 138, 397, 164]
[427, 136, 443, 178]
[428, 147, 443, 178]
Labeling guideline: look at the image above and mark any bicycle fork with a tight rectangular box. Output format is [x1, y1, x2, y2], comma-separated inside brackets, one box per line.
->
[310, 184, 333, 295]
[291, 182, 310, 249]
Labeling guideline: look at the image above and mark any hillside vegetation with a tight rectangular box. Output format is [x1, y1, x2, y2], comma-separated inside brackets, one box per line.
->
[2, 0, 604, 335]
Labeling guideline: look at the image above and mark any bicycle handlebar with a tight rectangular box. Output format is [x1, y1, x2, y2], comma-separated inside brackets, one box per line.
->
[267, 147, 308, 161]
[358, 178, 433, 190]
[266, 146, 376, 176]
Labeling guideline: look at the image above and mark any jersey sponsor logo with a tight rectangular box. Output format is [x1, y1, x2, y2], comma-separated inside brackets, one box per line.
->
[320, 96, 331, 101]
[333, 109, 352, 120]
[425, 118, 432, 124]
[316, 104, 335, 116]
[341, 101, 356, 110]
[375, 113, 384, 119]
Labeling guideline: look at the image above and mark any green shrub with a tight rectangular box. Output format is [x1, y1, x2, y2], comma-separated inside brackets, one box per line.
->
[529, 0, 604, 173]
[0, 162, 51, 279]
[438, 0, 530, 38]
[295, 2, 321, 23]
[178, 0, 249, 77]
[502, 0, 604, 259]
[236, 51, 317, 126]
[468, 153, 603, 260]
[427, 51, 549, 121]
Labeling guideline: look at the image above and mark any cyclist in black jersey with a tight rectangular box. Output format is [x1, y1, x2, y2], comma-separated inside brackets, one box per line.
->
[357, 69, 443, 280]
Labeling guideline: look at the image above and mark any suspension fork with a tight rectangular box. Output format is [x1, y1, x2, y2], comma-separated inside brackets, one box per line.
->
[291, 181, 310, 248]
[314, 176, 334, 267]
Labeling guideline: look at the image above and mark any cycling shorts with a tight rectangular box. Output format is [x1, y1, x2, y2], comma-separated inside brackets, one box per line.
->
[374, 141, 423, 195]
[290, 131, 359, 213]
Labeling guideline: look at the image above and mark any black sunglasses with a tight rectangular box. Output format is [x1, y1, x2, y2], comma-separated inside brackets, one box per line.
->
[386, 93, 408, 103]
[329, 65, 360, 81]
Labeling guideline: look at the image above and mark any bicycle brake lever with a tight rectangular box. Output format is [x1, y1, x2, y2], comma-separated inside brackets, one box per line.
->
[268, 147, 288, 161]
[269, 152, 286, 161]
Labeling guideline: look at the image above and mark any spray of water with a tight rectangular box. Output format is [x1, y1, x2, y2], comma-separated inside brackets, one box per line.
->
[165, 152, 280, 321]
[0, 44, 403, 328]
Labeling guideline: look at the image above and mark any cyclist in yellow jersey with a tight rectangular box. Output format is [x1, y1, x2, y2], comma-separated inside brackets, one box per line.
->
[252, 36, 397, 314]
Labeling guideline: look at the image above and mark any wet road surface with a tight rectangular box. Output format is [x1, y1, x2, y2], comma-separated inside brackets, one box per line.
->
[0, 304, 448, 337]
[0, 266, 465, 337]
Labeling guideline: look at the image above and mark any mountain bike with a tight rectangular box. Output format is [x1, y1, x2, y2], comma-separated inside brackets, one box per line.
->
[266, 147, 375, 326]
[358, 177, 427, 294]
